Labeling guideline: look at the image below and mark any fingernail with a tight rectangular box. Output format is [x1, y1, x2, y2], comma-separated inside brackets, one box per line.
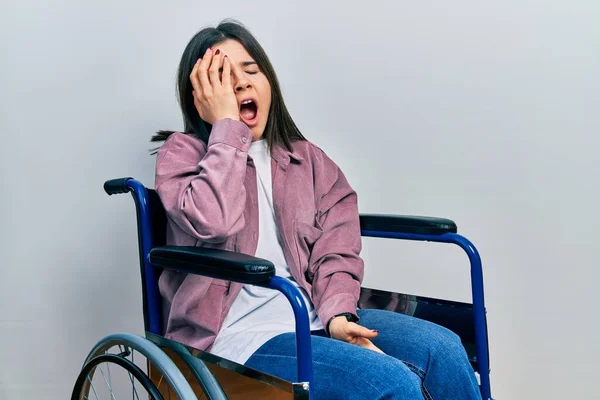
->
[372, 330, 379, 333]
[215, 49, 221, 55]
[205, 48, 211, 54]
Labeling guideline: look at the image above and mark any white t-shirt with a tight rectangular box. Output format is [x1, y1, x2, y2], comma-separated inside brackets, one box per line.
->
[209, 139, 323, 365]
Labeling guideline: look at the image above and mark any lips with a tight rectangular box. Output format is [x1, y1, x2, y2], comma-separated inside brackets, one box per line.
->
[238, 97, 259, 126]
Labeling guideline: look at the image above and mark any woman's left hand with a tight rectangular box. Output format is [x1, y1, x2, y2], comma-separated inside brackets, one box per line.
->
[328, 317, 386, 354]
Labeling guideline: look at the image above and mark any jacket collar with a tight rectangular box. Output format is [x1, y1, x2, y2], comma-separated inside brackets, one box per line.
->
[271, 142, 304, 167]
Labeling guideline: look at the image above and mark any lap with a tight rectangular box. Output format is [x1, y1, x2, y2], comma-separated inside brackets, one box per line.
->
[356, 308, 465, 373]
[244, 309, 477, 400]
[245, 332, 423, 400]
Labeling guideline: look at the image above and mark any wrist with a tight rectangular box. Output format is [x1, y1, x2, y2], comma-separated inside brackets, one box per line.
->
[328, 316, 348, 335]
[326, 312, 358, 335]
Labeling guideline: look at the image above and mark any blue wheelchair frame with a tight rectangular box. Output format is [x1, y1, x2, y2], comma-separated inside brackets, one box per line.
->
[108, 177, 493, 399]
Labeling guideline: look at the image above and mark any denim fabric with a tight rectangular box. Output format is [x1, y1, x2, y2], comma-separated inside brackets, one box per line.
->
[245, 309, 482, 400]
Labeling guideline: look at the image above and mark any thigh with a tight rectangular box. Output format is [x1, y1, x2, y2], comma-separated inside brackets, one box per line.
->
[357, 308, 467, 374]
[245, 333, 423, 400]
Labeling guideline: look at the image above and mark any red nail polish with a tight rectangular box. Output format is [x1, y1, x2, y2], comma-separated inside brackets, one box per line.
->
[215, 49, 221, 55]
[372, 330, 379, 333]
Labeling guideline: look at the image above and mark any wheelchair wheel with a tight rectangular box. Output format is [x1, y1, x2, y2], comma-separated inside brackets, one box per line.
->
[72, 352, 163, 399]
[158, 339, 228, 400]
[72, 332, 197, 400]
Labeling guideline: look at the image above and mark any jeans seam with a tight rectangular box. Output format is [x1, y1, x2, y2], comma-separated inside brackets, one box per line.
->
[401, 360, 433, 400]
[248, 354, 389, 397]
[422, 386, 434, 400]
[400, 360, 426, 378]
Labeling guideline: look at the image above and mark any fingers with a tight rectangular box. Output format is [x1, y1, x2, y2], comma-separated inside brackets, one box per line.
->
[189, 59, 202, 98]
[346, 323, 378, 339]
[197, 48, 212, 96]
[221, 55, 232, 89]
[208, 48, 224, 87]
[356, 338, 385, 354]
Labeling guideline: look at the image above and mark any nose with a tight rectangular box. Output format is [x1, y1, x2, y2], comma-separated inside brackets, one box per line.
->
[233, 70, 252, 92]
[235, 78, 252, 92]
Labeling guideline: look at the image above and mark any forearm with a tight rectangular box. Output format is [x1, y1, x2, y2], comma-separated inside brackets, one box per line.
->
[156, 119, 253, 242]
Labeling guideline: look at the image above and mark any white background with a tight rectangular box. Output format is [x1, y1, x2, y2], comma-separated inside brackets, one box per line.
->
[1, 1, 598, 399]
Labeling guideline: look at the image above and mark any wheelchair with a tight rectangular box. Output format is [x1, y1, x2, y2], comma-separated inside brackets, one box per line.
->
[71, 177, 494, 399]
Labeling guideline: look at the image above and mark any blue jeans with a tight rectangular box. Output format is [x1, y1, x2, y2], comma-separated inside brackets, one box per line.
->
[245, 309, 482, 399]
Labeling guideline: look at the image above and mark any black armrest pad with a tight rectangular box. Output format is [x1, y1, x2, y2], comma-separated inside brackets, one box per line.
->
[149, 246, 275, 284]
[359, 214, 457, 235]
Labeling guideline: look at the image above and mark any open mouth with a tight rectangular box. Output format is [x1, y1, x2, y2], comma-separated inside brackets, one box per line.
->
[239, 99, 259, 126]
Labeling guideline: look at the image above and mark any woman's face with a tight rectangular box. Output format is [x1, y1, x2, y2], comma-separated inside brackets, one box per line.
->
[217, 39, 272, 140]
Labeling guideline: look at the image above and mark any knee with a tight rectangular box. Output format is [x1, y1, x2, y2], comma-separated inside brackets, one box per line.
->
[338, 355, 423, 399]
[435, 325, 463, 349]
[430, 325, 469, 365]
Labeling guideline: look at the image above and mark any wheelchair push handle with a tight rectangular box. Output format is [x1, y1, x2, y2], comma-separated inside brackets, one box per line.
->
[104, 177, 134, 195]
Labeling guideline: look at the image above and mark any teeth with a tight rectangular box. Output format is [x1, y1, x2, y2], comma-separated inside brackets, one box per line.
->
[242, 100, 253, 105]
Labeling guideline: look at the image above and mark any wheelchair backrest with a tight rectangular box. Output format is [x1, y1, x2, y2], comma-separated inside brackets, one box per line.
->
[147, 189, 167, 247]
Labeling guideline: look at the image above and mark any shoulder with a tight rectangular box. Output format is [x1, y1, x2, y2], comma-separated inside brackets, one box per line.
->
[290, 139, 340, 170]
[158, 132, 207, 156]
[290, 140, 351, 195]
[156, 132, 207, 166]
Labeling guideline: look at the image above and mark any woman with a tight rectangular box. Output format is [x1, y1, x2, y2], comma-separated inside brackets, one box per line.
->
[153, 20, 482, 400]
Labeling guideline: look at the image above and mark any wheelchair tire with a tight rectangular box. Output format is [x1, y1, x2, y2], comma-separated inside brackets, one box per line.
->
[160, 339, 228, 400]
[71, 353, 164, 400]
[76, 332, 197, 400]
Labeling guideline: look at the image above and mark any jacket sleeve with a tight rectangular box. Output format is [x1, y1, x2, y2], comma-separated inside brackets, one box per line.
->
[309, 149, 364, 329]
[155, 119, 253, 243]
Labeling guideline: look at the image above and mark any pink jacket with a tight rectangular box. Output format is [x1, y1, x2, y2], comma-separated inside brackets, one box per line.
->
[155, 118, 364, 352]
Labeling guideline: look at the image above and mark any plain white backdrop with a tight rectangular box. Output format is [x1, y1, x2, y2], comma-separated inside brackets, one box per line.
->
[1, 1, 598, 399]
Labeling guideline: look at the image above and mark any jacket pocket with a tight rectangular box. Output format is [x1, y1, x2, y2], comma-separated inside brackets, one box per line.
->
[210, 278, 230, 288]
[293, 219, 324, 277]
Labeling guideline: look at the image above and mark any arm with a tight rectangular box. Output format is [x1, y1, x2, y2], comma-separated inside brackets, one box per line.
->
[155, 119, 253, 243]
[308, 150, 364, 329]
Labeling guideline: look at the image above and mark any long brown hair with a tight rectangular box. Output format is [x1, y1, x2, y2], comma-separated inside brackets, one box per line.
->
[152, 19, 306, 152]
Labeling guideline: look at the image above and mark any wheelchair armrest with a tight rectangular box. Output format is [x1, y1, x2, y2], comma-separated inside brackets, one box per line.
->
[149, 246, 275, 284]
[359, 214, 457, 235]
